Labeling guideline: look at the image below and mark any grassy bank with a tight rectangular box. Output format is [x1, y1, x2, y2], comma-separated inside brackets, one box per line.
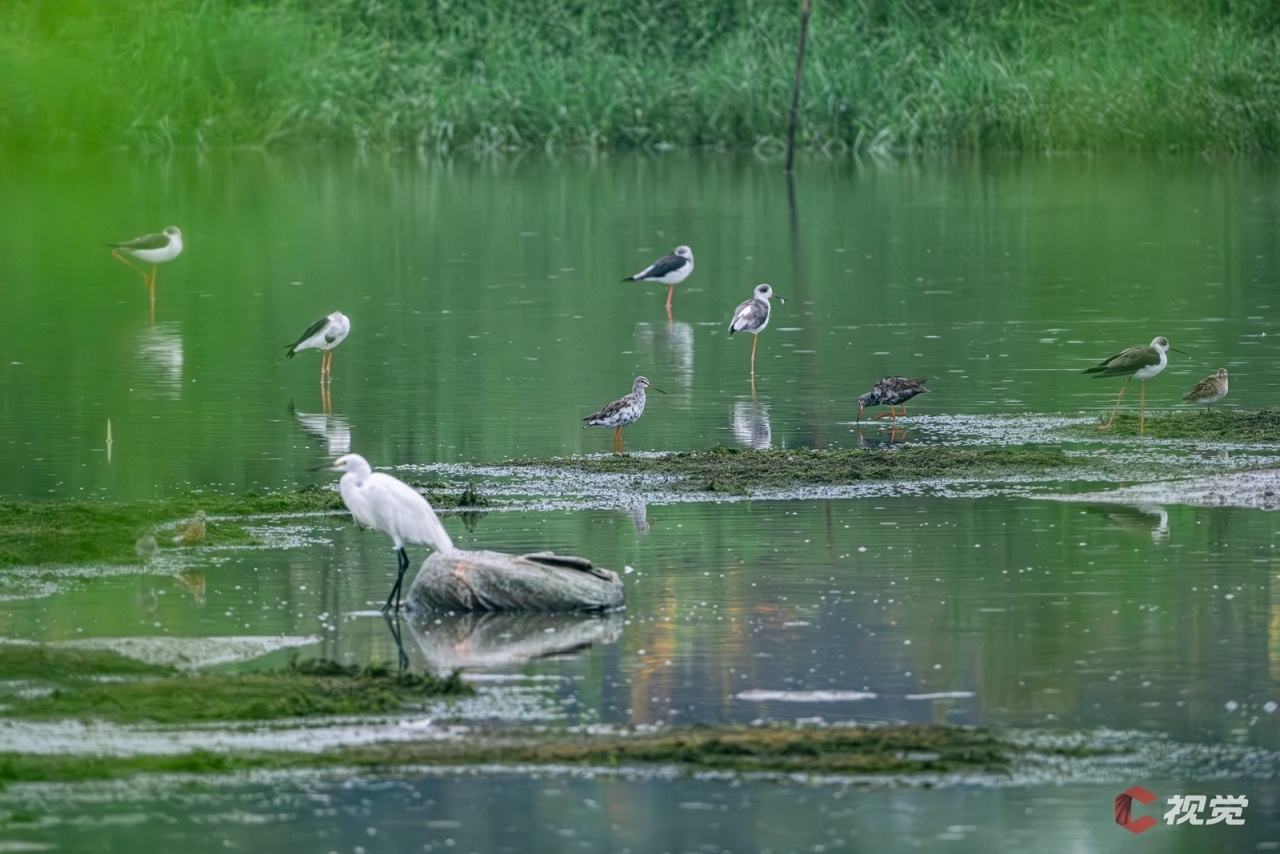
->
[2, 0, 1278, 153]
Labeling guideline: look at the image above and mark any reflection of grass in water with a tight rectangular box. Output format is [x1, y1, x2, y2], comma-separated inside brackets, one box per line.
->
[1086, 409, 1280, 441]
[2, 1, 1279, 152]
[0, 649, 471, 725]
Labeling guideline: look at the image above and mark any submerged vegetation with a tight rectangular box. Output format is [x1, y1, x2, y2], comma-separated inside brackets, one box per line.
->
[0, 718, 1099, 783]
[0, 648, 471, 724]
[0, 483, 481, 568]
[516, 446, 1071, 493]
[2, 0, 1278, 154]
[1088, 409, 1280, 441]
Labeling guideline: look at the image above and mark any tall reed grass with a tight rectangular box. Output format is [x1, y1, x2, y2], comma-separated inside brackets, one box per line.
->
[1, 0, 1277, 153]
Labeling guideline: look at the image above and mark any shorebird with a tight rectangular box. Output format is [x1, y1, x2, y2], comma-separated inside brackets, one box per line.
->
[1183, 367, 1228, 408]
[286, 311, 351, 382]
[173, 510, 206, 545]
[623, 246, 694, 313]
[109, 226, 183, 317]
[1083, 336, 1185, 435]
[583, 376, 665, 455]
[135, 530, 158, 565]
[317, 453, 456, 613]
[856, 377, 930, 424]
[728, 284, 786, 374]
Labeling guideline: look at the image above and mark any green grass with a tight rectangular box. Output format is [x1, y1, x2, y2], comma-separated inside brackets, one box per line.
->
[0, 482, 487, 568]
[1088, 408, 1280, 440]
[1, 0, 1278, 153]
[0, 652, 472, 724]
[511, 445, 1071, 492]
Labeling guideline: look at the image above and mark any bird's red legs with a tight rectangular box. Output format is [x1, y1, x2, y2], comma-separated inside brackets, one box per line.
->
[1139, 381, 1146, 438]
[665, 284, 674, 312]
[749, 335, 758, 374]
[113, 251, 156, 320]
[1099, 376, 1133, 431]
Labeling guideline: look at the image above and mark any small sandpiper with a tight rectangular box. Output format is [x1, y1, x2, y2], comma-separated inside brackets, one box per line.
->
[173, 510, 207, 545]
[623, 246, 694, 313]
[583, 376, 665, 455]
[1083, 336, 1186, 436]
[109, 226, 184, 317]
[728, 284, 785, 374]
[286, 311, 351, 382]
[856, 377, 930, 424]
[1183, 367, 1228, 408]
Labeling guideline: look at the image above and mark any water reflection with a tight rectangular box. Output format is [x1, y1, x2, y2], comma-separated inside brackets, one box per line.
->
[633, 320, 694, 388]
[856, 426, 906, 447]
[405, 610, 624, 672]
[1093, 503, 1170, 544]
[290, 404, 351, 456]
[731, 401, 772, 449]
[627, 500, 653, 533]
[133, 321, 183, 398]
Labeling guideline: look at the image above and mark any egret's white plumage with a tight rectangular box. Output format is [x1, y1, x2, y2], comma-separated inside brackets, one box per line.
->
[321, 453, 454, 612]
[286, 311, 351, 382]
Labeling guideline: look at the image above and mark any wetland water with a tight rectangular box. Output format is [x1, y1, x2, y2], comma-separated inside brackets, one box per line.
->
[3, 152, 1280, 850]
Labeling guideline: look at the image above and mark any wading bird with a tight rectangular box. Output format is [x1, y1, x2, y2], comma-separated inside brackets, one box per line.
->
[172, 510, 206, 545]
[318, 453, 455, 612]
[286, 311, 351, 383]
[109, 226, 184, 318]
[856, 376, 930, 425]
[1084, 336, 1185, 436]
[583, 376, 665, 455]
[1183, 367, 1228, 409]
[623, 245, 694, 314]
[728, 284, 785, 375]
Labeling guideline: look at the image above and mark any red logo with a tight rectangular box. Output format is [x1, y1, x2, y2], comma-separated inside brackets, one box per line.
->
[1116, 786, 1158, 833]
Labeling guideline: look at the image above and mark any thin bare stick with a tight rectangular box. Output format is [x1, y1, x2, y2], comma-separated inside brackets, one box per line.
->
[784, 0, 812, 174]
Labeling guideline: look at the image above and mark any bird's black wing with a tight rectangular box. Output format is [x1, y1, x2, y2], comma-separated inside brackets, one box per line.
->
[627, 253, 686, 281]
[285, 315, 329, 356]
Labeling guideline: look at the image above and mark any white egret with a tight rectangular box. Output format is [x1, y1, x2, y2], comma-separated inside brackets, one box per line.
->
[318, 453, 455, 612]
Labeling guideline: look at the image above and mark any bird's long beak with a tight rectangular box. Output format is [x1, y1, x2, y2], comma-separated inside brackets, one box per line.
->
[1169, 347, 1188, 355]
[311, 462, 340, 472]
[646, 382, 667, 394]
[774, 295, 787, 303]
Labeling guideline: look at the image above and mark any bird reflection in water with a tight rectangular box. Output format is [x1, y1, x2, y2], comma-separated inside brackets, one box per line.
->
[731, 401, 772, 450]
[856, 426, 907, 448]
[628, 500, 653, 533]
[172, 570, 207, 607]
[633, 321, 694, 387]
[1098, 504, 1170, 544]
[134, 322, 184, 399]
[290, 403, 352, 456]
